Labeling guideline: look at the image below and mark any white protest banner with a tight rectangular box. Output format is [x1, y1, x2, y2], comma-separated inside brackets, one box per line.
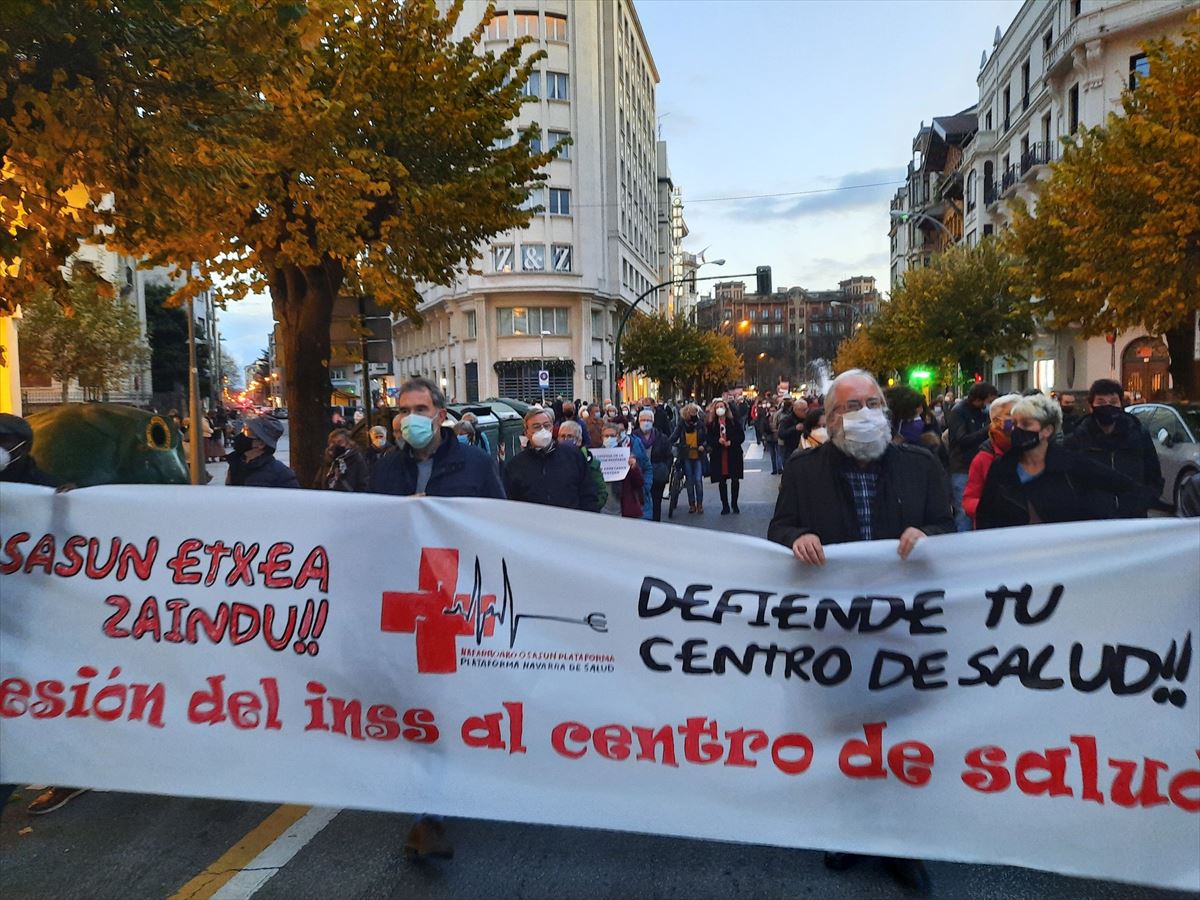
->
[1, 484, 1197, 890]
[590, 446, 631, 481]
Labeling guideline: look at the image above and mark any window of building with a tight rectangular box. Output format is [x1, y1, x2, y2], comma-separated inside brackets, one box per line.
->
[966, 170, 977, 210]
[547, 72, 570, 101]
[486, 13, 509, 40]
[749, 308, 757, 320]
[1071, 0, 1082, 18]
[775, 307, 783, 320]
[521, 245, 545, 271]
[591, 307, 603, 337]
[1068, 82, 1080, 133]
[1042, 112, 1052, 153]
[465, 310, 477, 338]
[966, 229, 977, 247]
[983, 223, 994, 237]
[1002, 86, 1011, 131]
[492, 245, 514, 273]
[774, 323, 784, 336]
[513, 11, 539, 38]
[520, 186, 545, 212]
[1043, 30, 1053, 54]
[1129, 53, 1149, 90]
[985, 109, 993, 130]
[498, 306, 568, 337]
[520, 72, 540, 98]
[548, 130, 570, 158]
[1021, 60, 1030, 109]
[529, 134, 542, 155]
[552, 244, 573, 272]
[546, 13, 567, 42]
[549, 188, 571, 215]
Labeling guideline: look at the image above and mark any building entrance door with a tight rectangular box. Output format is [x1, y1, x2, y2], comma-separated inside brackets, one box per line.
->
[1122, 337, 1171, 400]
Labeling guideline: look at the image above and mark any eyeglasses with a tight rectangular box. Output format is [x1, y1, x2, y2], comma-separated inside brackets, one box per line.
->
[832, 397, 883, 416]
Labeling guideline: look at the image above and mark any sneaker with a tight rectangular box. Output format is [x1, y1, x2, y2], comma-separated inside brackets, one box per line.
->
[403, 816, 453, 861]
[27, 787, 87, 815]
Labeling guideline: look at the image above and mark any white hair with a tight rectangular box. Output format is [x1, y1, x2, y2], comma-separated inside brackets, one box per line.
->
[828, 369, 885, 411]
[988, 393, 1022, 421]
[1011, 394, 1063, 431]
[558, 419, 583, 439]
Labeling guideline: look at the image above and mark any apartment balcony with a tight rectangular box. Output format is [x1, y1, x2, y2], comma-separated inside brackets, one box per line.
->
[1019, 141, 1056, 179]
[984, 180, 999, 207]
[1043, 21, 1078, 79]
[1000, 165, 1020, 196]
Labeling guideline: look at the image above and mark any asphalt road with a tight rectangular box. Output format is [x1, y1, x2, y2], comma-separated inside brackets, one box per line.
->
[2, 435, 1194, 899]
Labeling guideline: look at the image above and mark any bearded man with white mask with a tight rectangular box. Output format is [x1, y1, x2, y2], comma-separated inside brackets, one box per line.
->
[768, 369, 953, 565]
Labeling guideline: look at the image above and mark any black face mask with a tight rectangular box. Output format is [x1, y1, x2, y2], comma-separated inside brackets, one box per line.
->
[1009, 426, 1042, 454]
[330, 445, 347, 458]
[1091, 405, 1122, 428]
[232, 433, 255, 454]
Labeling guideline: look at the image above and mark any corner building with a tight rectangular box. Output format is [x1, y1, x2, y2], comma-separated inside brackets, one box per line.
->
[962, 0, 1195, 395]
[393, 0, 662, 404]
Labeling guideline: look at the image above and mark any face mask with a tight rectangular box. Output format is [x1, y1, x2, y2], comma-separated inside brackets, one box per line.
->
[834, 407, 891, 463]
[989, 425, 1012, 454]
[400, 413, 435, 449]
[1091, 404, 1122, 427]
[0, 441, 25, 472]
[518, 435, 529, 449]
[559, 438, 578, 449]
[330, 444, 347, 458]
[232, 432, 255, 454]
[621, 408, 629, 416]
[716, 406, 726, 417]
[603, 436, 618, 448]
[810, 427, 828, 444]
[531, 428, 553, 449]
[639, 420, 653, 433]
[371, 436, 387, 448]
[1009, 425, 1043, 454]
[457, 434, 470, 445]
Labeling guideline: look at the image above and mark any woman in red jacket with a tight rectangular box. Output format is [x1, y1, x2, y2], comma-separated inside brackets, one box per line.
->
[963, 393, 1021, 526]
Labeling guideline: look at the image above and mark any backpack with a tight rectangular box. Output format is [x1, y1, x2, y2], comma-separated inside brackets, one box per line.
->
[582, 449, 609, 511]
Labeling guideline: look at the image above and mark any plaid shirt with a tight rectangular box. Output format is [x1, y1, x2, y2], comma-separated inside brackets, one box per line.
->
[842, 464, 880, 541]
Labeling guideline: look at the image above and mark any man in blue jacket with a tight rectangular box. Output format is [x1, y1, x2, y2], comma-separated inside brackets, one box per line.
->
[369, 377, 505, 499]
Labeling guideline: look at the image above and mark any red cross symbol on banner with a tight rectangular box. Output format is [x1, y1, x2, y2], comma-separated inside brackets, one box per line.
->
[381, 548, 496, 673]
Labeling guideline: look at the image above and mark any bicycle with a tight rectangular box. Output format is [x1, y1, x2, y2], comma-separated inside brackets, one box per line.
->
[667, 450, 686, 518]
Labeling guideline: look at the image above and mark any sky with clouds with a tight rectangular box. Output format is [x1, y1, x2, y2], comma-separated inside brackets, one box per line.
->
[217, 0, 1024, 371]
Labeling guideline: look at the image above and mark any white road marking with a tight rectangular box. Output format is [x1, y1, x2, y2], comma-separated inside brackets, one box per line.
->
[211, 807, 341, 899]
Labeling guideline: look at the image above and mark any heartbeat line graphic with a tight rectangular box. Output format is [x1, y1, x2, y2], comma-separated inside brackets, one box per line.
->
[444, 556, 609, 649]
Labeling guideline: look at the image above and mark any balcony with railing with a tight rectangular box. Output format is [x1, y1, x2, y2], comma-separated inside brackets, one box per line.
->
[1019, 141, 1056, 177]
[1000, 164, 1020, 196]
[984, 180, 998, 207]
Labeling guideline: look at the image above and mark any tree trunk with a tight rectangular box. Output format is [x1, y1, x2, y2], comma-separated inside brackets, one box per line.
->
[1164, 320, 1197, 402]
[268, 257, 344, 489]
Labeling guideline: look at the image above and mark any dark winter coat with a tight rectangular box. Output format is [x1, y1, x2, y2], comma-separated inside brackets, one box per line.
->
[369, 428, 505, 498]
[225, 451, 300, 488]
[777, 409, 802, 458]
[1064, 412, 1164, 511]
[975, 444, 1148, 529]
[706, 415, 745, 483]
[632, 427, 673, 485]
[314, 447, 369, 492]
[769, 442, 954, 548]
[946, 399, 990, 473]
[503, 444, 599, 511]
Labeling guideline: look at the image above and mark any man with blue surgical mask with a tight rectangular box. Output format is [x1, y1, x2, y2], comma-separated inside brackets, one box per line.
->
[368, 376, 504, 500]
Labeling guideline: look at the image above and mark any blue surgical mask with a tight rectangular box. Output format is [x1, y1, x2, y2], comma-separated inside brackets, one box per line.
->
[640, 420, 653, 433]
[603, 436, 618, 448]
[400, 413, 435, 449]
[457, 434, 470, 445]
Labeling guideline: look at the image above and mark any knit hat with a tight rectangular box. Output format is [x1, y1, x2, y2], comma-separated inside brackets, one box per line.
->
[245, 415, 284, 449]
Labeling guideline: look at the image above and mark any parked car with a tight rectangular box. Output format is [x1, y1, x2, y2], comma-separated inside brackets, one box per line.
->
[1127, 403, 1200, 508]
[272, 407, 289, 419]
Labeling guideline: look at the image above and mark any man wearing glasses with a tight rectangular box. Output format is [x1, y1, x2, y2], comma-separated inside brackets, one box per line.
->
[768, 369, 953, 565]
[766, 369, 953, 893]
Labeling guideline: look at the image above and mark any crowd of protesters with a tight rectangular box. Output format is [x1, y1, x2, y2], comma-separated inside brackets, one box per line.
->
[3, 368, 1193, 864]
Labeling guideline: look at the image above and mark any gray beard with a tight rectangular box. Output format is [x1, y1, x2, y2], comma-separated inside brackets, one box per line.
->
[832, 429, 889, 463]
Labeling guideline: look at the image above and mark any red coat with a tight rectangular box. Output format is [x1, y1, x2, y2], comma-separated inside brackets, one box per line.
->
[963, 441, 999, 525]
[621, 462, 645, 518]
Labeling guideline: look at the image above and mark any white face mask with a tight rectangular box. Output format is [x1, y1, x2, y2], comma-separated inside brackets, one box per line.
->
[811, 427, 828, 444]
[715, 406, 726, 417]
[530, 428, 553, 449]
[0, 441, 25, 471]
[834, 407, 891, 462]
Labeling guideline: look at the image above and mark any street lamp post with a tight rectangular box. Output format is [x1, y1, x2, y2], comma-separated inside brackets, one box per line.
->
[538, 329, 551, 405]
[613, 259, 726, 407]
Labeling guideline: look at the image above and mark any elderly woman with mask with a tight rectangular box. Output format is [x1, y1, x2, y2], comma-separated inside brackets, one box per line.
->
[961, 392, 1021, 526]
[975, 394, 1148, 528]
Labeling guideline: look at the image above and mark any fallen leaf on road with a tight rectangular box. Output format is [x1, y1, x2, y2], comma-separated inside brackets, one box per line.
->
[19, 827, 33, 835]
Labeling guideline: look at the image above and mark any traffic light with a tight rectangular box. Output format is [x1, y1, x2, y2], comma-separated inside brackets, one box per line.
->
[616, 376, 626, 392]
[756, 265, 772, 296]
[973, 372, 983, 383]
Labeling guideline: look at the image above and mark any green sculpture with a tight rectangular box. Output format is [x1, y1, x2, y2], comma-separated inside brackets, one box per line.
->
[27, 404, 190, 486]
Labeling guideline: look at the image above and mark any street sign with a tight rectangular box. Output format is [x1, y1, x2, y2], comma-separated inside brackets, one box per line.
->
[537, 369, 550, 388]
